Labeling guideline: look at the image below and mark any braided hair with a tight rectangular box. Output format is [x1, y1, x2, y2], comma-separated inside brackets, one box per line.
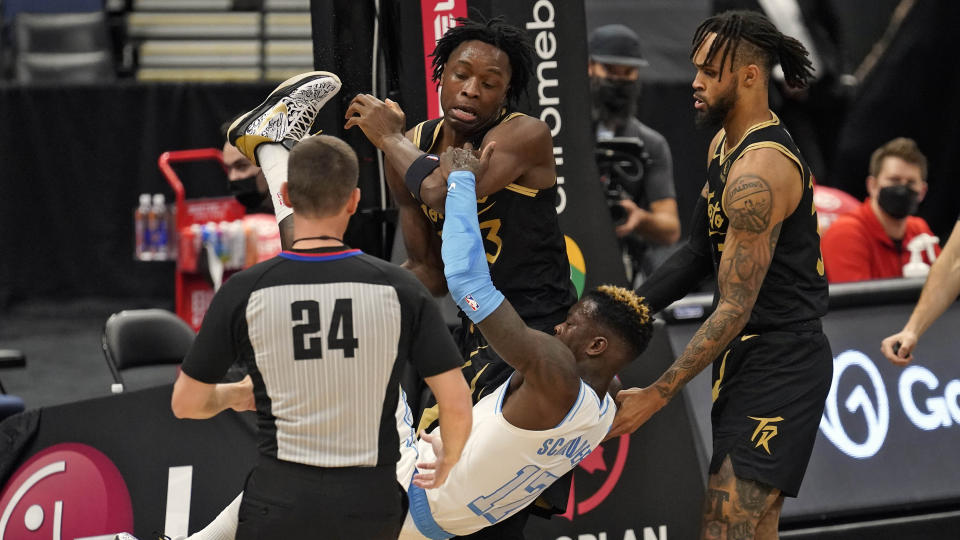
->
[691, 10, 813, 89]
[430, 12, 535, 105]
[583, 285, 654, 359]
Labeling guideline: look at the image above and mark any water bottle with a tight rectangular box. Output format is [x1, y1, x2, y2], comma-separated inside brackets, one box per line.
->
[228, 220, 246, 270]
[134, 193, 152, 260]
[217, 221, 230, 262]
[150, 194, 169, 260]
[202, 221, 218, 263]
[903, 233, 940, 279]
[190, 223, 203, 270]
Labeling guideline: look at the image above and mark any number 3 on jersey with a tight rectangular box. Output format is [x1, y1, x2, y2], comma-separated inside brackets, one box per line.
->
[290, 298, 359, 360]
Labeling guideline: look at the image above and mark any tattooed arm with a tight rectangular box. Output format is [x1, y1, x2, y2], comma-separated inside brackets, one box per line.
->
[607, 148, 803, 438]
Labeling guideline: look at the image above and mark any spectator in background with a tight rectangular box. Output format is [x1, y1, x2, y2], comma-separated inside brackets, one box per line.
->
[587, 24, 680, 285]
[221, 120, 273, 215]
[821, 137, 940, 283]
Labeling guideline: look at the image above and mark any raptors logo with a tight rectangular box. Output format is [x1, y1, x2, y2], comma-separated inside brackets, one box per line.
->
[748, 416, 783, 455]
[559, 434, 630, 519]
[0, 443, 133, 539]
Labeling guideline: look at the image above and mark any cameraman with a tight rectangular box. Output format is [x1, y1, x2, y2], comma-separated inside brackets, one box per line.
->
[589, 24, 680, 284]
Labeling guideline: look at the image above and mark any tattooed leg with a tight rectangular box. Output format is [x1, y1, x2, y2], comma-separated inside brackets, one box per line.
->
[700, 455, 780, 540]
[755, 494, 784, 540]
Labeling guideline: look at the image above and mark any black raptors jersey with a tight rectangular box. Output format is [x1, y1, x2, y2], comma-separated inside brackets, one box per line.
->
[705, 113, 828, 329]
[412, 112, 577, 326]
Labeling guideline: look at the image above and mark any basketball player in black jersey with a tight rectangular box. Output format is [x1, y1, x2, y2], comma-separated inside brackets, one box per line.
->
[608, 11, 833, 539]
[345, 16, 575, 537]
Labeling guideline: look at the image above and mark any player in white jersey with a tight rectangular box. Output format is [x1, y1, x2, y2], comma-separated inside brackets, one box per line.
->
[392, 144, 654, 538]
[396, 373, 615, 538]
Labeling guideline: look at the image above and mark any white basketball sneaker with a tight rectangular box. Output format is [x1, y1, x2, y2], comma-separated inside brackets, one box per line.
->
[227, 71, 342, 165]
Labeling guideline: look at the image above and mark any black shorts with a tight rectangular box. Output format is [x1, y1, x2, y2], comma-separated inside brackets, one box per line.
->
[237, 457, 404, 540]
[456, 321, 517, 403]
[709, 324, 833, 497]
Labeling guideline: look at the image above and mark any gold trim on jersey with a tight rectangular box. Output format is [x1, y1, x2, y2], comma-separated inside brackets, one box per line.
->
[504, 183, 539, 197]
[712, 131, 725, 160]
[502, 111, 526, 123]
[477, 201, 497, 216]
[736, 141, 803, 176]
[718, 111, 781, 164]
[412, 118, 446, 153]
[413, 122, 423, 148]
[428, 119, 444, 151]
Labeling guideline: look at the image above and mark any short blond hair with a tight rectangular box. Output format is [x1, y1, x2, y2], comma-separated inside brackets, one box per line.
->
[584, 285, 653, 357]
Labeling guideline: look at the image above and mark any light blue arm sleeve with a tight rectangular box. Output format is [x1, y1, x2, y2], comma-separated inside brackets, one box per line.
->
[441, 170, 504, 323]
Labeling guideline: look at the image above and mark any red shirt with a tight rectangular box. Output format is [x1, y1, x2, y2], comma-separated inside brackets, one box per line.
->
[821, 199, 940, 283]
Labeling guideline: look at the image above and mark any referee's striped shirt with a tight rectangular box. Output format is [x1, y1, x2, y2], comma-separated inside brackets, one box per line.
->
[181, 246, 462, 468]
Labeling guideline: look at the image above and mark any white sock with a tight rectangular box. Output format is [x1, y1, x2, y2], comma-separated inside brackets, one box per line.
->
[256, 144, 294, 225]
[187, 492, 242, 540]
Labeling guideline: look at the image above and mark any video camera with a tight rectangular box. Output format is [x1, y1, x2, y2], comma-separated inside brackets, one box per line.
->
[594, 137, 651, 222]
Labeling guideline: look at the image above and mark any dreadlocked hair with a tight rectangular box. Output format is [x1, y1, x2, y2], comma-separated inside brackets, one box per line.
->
[430, 11, 534, 105]
[584, 285, 654, 359]
[691, 10, 813, 89]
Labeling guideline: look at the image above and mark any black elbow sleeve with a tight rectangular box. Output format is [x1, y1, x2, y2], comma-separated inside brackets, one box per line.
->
[636, 196, 713, 313]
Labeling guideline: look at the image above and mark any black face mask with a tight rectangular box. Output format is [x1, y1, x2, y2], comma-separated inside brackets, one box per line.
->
[877, 184, 919, 219]
[591, 77, 639, 121]
[229, 175, 269, 213]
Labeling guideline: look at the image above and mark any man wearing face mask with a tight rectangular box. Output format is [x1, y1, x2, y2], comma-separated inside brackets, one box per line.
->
[821, 137, 940, 282]
[588, 24, 680, 284]
[221, 120, 274, 215]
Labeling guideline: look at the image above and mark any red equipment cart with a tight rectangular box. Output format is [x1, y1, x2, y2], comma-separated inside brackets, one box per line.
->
[158, 149, 245, 330]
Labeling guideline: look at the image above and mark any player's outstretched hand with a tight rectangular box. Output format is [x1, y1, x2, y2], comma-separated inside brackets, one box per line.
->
[439, 142, 495, 182]
[881, 330, 917, 366]
[343, 94, 405, 149]
[604, 385, 666, 441]
[413, 430, 457, 489]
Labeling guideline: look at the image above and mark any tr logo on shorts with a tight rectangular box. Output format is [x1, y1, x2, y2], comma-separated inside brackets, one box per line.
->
[748, 416, 784, 454]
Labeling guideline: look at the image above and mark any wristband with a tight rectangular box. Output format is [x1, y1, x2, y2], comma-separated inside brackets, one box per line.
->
[404, 153, 440, 203]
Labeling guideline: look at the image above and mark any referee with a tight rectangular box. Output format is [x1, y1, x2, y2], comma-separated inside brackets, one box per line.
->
[171, 134, 472, 539]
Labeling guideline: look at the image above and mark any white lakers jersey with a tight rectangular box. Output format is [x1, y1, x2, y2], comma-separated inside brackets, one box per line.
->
[397, 375, 615, 539]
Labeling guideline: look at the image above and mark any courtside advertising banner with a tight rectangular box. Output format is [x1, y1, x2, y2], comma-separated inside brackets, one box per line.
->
[419, 0, 468, 119]
[669, 300, 960, 523]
